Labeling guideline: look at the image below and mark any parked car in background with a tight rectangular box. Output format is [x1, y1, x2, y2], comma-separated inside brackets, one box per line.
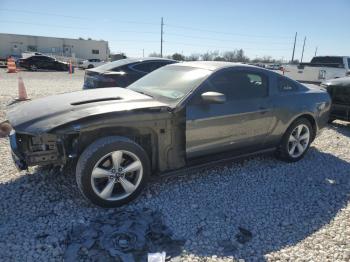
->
[284, 56, 350, 84]
[266, 64, 281, 70]
[0, 58, 7, 68]
[1, 62, 331, 207]
[79, 59, 105, 69]
[21, 51, 43, 59]
[18, 55, 69, 71]
[321, 77, 350, 122]
[83, 57, 177, 89]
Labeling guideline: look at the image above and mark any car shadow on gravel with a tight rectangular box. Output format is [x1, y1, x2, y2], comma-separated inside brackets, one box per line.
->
[141, 147, 350, 261]
[328, 121, 350, 137]
[0, 148, 349, 261]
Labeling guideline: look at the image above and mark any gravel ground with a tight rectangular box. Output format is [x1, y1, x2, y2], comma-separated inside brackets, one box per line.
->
[0, 68, 350, 261]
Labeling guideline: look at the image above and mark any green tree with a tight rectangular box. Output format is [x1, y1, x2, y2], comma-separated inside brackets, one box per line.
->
[148, 52, 162, 57]
[172, 53, 185, 61]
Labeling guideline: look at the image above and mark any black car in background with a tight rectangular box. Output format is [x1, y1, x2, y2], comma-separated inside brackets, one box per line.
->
[83, 57, 176, 89]
[321, 77, 350, 122]
[18, 55, 69, 71]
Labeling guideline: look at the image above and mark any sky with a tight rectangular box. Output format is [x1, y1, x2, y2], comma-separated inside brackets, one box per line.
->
[0, 0, 349, 61]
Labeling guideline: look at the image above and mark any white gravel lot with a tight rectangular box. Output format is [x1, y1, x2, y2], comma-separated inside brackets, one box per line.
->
[0, 68, 349, 261]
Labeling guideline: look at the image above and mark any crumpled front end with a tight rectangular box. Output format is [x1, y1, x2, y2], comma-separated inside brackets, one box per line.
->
[9, 132, 66, 170]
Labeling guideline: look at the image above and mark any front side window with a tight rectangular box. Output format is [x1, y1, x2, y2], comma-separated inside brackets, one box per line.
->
[206, 70, 268, 100]
[38, 56, 53, 61]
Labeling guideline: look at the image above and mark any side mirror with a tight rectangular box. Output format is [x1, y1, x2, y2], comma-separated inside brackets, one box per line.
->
[201, 92, 226, 104]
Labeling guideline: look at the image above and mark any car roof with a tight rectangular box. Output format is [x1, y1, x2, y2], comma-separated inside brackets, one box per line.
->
[323, 76, 350, 87]
[89, 57, 177, 72]
[122, 57, 176, 63]
[169, 61, 259, 71]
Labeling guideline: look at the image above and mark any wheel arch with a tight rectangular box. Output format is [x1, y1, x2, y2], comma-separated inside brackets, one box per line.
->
[287, 113, 317, 141]
[74, 126, 158, 171]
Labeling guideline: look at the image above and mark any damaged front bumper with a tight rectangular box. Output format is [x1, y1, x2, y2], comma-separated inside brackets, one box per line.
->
[8, 132, 67, 171]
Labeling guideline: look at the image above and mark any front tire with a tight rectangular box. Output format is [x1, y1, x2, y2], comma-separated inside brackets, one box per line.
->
[76, 136, 150, 208]
[276, 118, 313, 162]
[30, 64, 37, 71]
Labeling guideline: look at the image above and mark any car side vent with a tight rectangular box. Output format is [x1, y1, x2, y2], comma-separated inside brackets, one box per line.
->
[71, 97, 121, 106]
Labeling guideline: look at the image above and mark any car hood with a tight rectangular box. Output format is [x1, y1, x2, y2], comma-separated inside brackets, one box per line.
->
[7, 88, 169, 134]
[322, 77, 350, 87]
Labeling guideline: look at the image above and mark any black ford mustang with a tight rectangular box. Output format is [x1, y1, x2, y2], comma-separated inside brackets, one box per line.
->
[1, 62, 331, 207]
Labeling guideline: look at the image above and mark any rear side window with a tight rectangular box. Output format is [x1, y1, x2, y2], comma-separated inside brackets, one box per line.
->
[132, 62, 153, 73]
[132, 61, 172, 73]
[279, 78, 299, 92]
[311, 56, 344, 68]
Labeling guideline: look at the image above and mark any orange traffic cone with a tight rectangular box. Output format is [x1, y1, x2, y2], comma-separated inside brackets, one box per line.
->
[7, 57, 17, 73]
[17, 77, 30, 101]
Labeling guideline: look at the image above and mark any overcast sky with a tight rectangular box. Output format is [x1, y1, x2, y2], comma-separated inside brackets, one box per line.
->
[0, 0, 349, 61]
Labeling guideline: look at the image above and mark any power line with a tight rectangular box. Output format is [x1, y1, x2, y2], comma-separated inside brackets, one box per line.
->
[0, 9, 159, 25]
[165, 32, 293, 45]
[0, 9, 293, 40]
[166, 23, 292, 39]
[0, 20, 89, 30]
[0, 20, 160, 35]
[166, 41, 290, 51]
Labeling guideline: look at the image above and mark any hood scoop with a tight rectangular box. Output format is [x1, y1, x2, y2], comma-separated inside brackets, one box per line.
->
[71, 97, 121, 106]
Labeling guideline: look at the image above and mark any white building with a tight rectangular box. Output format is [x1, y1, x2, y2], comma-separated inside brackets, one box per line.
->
[0, 33, 110, 61]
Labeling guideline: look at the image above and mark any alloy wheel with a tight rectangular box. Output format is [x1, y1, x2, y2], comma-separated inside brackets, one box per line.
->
[287, 124, 310, 158]
[90, 150, 143, 201]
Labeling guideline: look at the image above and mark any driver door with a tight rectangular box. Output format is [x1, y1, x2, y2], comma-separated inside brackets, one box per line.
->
[186, 68, 274, 158]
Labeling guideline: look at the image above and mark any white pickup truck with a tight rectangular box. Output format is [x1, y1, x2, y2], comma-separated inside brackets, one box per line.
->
[283, 56, 350, 84]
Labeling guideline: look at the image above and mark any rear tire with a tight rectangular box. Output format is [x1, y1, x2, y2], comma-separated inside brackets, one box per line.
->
[76, 136, 150, 208]
[276, 118, 313, 162]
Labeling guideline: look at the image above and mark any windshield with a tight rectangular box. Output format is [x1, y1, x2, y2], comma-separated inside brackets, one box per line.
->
[311, 56, 343, 65]
[127, 65, 211, 104]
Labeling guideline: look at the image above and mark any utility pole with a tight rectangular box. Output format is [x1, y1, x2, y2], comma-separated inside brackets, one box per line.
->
[314, 46, 318, 56]
[142, 49, 144, 58]
[160, 17, 164, 57]
[300, 36, 306, 63]
[291, 32, 297, 63]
